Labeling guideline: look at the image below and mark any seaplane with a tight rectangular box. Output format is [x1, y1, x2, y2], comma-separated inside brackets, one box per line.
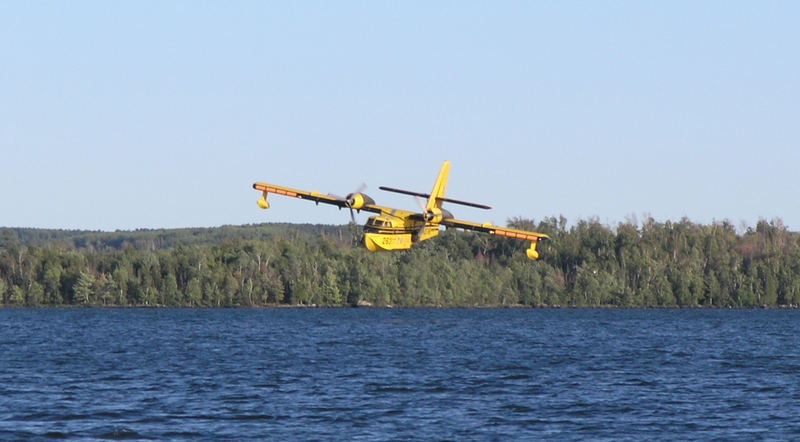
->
[252, 161, 548, 260]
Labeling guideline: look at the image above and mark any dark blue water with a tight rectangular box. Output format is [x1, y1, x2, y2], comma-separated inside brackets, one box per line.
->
[1, 309, 799, 440]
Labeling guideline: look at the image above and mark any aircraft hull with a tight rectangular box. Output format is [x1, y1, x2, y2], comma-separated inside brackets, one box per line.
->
[364, 232, 413, 252]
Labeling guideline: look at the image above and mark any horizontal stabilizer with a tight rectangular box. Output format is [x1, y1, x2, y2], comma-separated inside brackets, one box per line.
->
[379, 186, 491, 210]
[378, 186, 428, 198]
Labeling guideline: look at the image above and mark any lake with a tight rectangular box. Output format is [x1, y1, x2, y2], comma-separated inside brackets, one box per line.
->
[1, 308, 799, 440]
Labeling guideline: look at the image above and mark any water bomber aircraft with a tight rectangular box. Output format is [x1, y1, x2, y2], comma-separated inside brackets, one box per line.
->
[253, 161, 548, 260]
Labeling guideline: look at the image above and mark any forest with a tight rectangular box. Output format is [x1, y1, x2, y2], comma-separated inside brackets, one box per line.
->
[1, 216, 799, 308]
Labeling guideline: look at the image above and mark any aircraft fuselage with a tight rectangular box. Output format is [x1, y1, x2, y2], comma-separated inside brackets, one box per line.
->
[363, 215, 440, 251]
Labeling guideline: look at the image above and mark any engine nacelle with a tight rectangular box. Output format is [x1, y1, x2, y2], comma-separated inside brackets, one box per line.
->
[424, 208, 444, 224]
[346, 192, 375, 210]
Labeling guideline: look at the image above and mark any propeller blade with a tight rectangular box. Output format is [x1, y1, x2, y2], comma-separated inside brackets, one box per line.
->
[414, 196, 426, 212]
[333, 184, 368, 223]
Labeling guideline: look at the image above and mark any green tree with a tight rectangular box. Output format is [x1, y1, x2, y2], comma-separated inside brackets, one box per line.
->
[73, 271, 95, 305]
[321, 265, 342, 306]
[185, 278, 202, 307]
[94, 274, 117, 306]
[112, 267, 129, 305]
[26, 281, 44, 306]
[10, 284, 25, 305]
[163, 273, 180, 306]
[43, 262, 63, 305]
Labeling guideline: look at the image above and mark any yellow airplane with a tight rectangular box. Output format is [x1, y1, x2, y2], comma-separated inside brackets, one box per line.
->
[253, 161, 548, 260]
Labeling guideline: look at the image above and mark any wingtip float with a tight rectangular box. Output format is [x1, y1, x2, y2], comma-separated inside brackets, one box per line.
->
[252, 161, 548, 260]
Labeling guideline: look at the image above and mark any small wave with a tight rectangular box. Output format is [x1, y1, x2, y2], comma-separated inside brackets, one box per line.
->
[162, 431, 205, 438]
[308, 406, 352, 414]
[501, 404, 535, 413]
[60, 413, 92, 421]
[99, 375, 126, 381]
[501, 374, 531, 381]
[488, 364, 532, 372]
[220, 393, 262, 403]
[16, 412, 53, 421]
[229, 413, 277, 421]
[624, 378, 658, 387]
[94, 428, 146, 440]
[367, 383, 415, 393]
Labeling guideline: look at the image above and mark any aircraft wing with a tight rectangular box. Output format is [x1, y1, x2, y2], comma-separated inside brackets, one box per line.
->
[253, 182, 385, 215]
[441, 218, 549, 242]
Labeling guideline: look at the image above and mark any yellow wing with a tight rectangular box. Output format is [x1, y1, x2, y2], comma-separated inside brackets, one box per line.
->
[441, 218, 549, 260]
[441, 218, 549, 241]
[252, 182, 386, 215]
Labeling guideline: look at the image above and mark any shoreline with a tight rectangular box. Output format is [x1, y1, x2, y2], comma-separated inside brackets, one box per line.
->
[2, 304, 798, 310]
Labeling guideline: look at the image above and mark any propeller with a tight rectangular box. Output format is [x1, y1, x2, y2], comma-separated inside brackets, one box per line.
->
[414, 195, 426, 213]
[346, 200, 357, 224]
[345, 183, 368, 223]
[330, 183, 368, 224]
[413, 195, 429, 241]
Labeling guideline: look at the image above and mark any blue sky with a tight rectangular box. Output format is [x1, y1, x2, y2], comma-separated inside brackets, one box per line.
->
[2, 2, 798, 231]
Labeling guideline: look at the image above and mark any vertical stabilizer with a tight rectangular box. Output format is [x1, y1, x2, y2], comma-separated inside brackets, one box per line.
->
[426, 161, 451, 211]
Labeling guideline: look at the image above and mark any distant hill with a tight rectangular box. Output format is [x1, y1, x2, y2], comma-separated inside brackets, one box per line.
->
[0, 223, 352, 251]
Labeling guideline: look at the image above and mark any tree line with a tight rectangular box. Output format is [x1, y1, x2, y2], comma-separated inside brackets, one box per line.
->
[1, 217, 798, 308]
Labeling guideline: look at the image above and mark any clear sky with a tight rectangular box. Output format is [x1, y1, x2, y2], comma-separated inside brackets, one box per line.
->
[2, 2, 798, 232]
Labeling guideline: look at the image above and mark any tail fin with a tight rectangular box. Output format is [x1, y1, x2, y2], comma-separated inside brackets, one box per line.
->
[426, 161, 451, 211]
